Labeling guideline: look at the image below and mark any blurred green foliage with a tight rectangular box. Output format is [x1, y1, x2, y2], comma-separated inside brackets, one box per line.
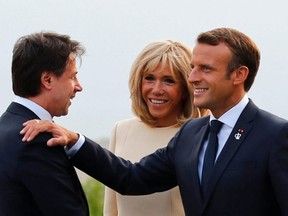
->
[82, 177, 105, 216]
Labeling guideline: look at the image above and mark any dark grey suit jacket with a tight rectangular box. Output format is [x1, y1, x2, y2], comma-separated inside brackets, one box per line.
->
[0, 102, 89, 216]
[72, 100, 288, 216]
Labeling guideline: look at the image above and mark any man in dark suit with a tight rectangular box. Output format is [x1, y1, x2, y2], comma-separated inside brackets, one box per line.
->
[0, 32, 89, 215]
[22, 28, 288, 215]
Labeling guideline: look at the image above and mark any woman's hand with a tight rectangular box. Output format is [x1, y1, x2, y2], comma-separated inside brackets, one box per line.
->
[20, 120, 79, 147]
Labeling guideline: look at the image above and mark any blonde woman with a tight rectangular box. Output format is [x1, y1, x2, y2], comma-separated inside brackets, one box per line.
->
[103, 40, 208, 216]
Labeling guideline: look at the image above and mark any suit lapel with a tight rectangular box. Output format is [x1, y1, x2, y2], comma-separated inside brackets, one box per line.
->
[178, 118, 210, 214]
[190, 120, 210, 206]
[201, 100, 258, 210]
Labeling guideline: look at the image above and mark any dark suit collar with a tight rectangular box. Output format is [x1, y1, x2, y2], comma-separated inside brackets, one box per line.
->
[14, 96, 52, 120]
[200, 99, 259, 212]
[6, 102, 40, 120]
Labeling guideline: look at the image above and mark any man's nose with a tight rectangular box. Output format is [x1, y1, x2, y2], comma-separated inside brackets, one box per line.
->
[75, 81, 83, 92]
[188, 68, 198, 83]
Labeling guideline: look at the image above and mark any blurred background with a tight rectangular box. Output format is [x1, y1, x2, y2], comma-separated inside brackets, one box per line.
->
[1, 0, 288, 215]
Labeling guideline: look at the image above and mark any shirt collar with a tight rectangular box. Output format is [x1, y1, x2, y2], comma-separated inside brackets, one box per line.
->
[14, 96, 53, 121]
[210, 95, 249, 128]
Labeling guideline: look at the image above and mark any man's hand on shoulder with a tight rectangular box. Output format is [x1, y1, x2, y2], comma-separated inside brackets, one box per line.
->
[20, 119, 78, 147]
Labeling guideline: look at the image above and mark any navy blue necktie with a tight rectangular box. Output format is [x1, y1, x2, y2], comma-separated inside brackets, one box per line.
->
[202, 120, 223, 196]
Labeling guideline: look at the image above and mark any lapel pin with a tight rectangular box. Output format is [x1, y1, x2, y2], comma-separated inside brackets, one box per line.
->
[234, 128, 244, 140]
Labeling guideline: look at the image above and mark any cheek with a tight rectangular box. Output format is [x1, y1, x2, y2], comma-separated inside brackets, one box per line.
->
[173, 94, 184, 108]
[172, 86, 185, 101]
[141, 83, 149, 97]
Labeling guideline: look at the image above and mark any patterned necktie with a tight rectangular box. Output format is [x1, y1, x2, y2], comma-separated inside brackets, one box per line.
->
[201, 120, 223, 196]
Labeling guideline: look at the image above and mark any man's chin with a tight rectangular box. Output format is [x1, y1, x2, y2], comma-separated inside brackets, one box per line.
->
[55, 110, 69, 117]
[193, 100, 205, 109]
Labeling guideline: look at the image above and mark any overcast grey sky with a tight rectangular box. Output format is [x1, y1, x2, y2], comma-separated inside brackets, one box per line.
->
[1, 0, 288, 143]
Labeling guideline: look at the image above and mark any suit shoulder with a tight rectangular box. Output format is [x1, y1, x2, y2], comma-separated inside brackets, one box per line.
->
[183, 116, 209, 128]
[257, 108, 288, 125]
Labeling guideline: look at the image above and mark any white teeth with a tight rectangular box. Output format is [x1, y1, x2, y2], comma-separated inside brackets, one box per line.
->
[151, 99, 165, 104]
[195, 89, 206, 93]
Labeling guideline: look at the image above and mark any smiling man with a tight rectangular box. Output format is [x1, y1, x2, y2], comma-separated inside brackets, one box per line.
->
[0, 32, 88, 216]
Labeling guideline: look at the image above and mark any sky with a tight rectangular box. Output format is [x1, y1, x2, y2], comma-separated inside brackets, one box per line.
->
[1, 0, 288, 145]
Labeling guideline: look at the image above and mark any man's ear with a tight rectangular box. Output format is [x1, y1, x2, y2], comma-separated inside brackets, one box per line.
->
[233, 66, 249, 85]
[41, 71, 53, 89]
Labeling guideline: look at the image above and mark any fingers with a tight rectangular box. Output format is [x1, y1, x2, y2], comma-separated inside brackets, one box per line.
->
[21, 120, 39, 142]
[20, 119, 75, 147]
[47, 137, 66, 147]
[20, 120, 53, 142]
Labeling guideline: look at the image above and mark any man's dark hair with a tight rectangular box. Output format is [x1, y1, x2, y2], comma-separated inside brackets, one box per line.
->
[197, 28, 260, 91]
[12, 32, 85, 97]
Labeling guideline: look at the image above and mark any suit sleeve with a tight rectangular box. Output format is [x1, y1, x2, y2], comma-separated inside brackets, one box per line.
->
[103, 123, 118, 216]
[17, 134, 88, 216]
[71, 136, 178, 196]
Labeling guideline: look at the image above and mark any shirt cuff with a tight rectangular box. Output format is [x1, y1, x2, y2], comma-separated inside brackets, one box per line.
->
[65, 133, 85, 158]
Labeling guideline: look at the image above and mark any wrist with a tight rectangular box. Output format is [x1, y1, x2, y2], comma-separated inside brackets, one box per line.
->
[67, 132, 79, 148]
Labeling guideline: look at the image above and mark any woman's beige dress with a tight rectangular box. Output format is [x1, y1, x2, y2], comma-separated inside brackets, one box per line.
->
[103, 117, 185, 216]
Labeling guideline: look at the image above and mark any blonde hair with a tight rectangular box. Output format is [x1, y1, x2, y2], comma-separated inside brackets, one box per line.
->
[129, 40, 208, 127]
